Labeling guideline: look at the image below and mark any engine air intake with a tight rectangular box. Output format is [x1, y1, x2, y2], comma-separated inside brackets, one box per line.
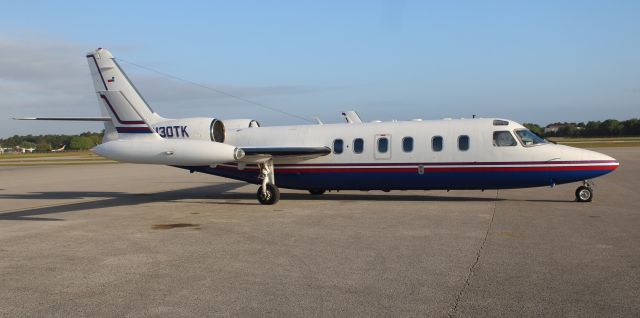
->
[210, 119, 225, 142]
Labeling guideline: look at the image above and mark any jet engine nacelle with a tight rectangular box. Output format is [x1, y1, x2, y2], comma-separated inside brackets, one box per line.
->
[92, 139, 244, 166]
[222, 119, 260, 131]
[151, 117, 225, 142]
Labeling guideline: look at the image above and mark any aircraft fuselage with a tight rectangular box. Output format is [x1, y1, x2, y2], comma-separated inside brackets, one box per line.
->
[184, 118, 618, 191]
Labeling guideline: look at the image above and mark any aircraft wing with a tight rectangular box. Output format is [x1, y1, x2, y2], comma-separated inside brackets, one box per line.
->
[239, 146, 331, 161]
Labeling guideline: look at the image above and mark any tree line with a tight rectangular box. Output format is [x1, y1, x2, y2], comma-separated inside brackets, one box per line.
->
[524, 118, 640, 138]
[0, 131, 104, 151]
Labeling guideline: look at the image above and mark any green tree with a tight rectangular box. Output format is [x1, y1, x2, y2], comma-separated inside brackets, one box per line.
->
[20, 141, 36, 149]
[601, 119, 622, 136]
[623, 118, 640, 135]
[558, 125, 580, 137]
[69, 136, 96, 150]
[523, 123, 544, 136]
[36, 142, 51, 152]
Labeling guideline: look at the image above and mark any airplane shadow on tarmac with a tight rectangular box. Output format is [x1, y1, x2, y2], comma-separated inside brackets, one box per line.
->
[0, 183, 244, 221]
[0, 182, 579, 221]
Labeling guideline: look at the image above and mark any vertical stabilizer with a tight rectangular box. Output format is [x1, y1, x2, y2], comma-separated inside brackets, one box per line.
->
[86, 48, 164, 140]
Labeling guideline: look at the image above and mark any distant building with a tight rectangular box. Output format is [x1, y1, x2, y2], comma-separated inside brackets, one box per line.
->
[544, 124, 563, 134]
[544, 123, 584, 135]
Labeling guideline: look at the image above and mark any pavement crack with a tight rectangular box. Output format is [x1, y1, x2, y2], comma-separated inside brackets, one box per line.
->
[448, 189, 498, 317]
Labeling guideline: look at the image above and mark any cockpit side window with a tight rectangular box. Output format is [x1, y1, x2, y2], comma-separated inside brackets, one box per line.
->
[493, 131, 518, 147]
[514, 129, 548, 147]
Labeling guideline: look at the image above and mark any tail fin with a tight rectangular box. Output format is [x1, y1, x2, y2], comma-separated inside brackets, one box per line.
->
[86, 48, 165, 140]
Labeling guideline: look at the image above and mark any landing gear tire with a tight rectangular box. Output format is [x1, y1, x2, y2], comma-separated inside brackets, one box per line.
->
[308, 189, 326, 195]
[575, 186, 593, 202]
[257, 184, 280, 205]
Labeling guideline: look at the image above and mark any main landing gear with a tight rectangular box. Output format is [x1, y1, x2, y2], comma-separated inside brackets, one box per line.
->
[257, 184, 280, 205]
[575, 180, 594, 202]
[257, 159, 280, 205]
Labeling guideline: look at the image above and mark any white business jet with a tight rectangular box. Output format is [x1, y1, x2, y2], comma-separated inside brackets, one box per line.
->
[16, 48, 619, 204]
[16, 146, 36, 153]
[51, 145, 66, 152]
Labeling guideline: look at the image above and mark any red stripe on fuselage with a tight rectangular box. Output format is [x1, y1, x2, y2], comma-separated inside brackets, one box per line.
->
[267, 160, 619, 167]
[274, 165, 618, 173]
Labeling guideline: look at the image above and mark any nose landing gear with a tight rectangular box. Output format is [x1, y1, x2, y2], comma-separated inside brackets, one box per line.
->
[575, 180, 594, 202]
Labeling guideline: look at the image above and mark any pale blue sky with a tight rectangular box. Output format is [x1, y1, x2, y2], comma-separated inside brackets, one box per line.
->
[1, 1, 638, 137]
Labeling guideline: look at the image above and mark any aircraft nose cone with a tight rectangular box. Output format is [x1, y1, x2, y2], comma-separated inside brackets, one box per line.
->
[603, 154, 619, 170]
[605, 154, 618, 163]
[581, 148, 619, 170]
[599, 152, 617, 164]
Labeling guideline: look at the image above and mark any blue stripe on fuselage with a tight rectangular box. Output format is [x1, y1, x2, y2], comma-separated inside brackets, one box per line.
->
[176, 165, 614, 190]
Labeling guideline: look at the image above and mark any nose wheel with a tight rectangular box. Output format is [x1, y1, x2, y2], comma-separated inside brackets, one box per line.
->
[575, 181, 594, 202]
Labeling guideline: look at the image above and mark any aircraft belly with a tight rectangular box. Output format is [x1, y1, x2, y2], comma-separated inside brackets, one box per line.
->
[180, 162, 616, 191]
[272, 170, 612, 190]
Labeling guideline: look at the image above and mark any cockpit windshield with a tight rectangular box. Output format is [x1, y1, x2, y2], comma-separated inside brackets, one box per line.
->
[514, 129, 548, 147]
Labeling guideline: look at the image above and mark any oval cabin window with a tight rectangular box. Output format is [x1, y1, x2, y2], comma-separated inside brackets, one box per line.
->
[333, 139, 343, 154]
[402, 137, 413, 152]
[432, 136, 443, 152]
[353, 138, 364, 154]
[458, 135, 470, 151]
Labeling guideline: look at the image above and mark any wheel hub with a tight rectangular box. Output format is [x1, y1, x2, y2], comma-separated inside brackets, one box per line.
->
[579, 189, 591, 200]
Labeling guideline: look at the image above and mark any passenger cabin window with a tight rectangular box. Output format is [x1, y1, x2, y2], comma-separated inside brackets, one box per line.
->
[514, 129, 548, 147]
[402, 137, 413, 152]
[458, 135, 470, 151]
[377, 137, 389, 153]
[353, 138, 364, 154]
[493, 131, 517, 147]
[333, 139, 343, 154]
[432, 136, 443, 152]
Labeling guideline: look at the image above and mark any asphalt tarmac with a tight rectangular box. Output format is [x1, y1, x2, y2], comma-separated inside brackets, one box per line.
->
[0, 147, 638, 317]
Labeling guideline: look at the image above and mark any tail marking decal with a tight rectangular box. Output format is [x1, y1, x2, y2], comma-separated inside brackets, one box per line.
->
[99, 94, 145, 125]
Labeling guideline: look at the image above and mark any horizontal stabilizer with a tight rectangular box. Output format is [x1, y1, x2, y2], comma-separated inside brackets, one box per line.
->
[14, 117, 111, 121]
